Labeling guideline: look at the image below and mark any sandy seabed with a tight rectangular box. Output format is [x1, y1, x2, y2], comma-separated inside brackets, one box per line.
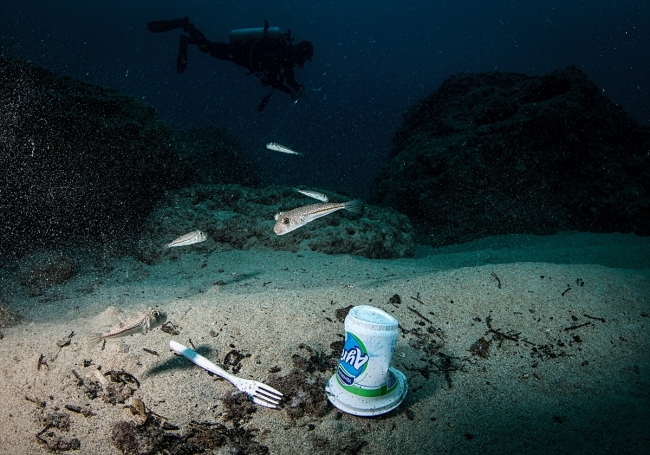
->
[0, 231, 648, 455]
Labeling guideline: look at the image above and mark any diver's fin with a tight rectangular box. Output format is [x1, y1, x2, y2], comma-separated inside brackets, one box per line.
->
[147, 17, 190, 33]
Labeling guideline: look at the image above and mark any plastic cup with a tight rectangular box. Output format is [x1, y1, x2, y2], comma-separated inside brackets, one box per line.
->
[325, 305, 408, 416]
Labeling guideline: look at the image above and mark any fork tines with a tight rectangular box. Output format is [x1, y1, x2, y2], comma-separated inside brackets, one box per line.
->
[253, 386, 283, 408]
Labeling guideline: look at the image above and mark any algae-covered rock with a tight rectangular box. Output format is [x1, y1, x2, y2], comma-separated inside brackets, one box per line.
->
[0, 58, 197, 256]
[136, 184, 414, 261]
[370, 66, 650, 246]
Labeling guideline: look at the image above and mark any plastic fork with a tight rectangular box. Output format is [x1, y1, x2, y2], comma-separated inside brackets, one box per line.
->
[169, 340, 283, 408]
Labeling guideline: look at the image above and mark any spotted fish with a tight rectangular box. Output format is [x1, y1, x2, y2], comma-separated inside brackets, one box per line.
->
[266, 142, 304, 156]
[166, 230, 207, 248]
[294, 188, 329, 202]
[86, 307, 167, 349]
[273, 200, 363, 235]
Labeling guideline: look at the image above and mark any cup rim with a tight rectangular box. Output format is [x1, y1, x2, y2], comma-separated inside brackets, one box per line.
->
[325, 367, 408, 416]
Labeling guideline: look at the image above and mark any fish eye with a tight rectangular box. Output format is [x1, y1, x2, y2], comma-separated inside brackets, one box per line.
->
[282, 217, 290, 225]
[153, 310, 160, 317]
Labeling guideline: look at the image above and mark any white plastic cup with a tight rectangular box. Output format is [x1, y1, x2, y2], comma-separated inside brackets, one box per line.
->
[325, 305, 407, 416]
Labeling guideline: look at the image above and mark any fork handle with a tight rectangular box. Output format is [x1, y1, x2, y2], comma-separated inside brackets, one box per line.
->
[169, 340, 236, 383]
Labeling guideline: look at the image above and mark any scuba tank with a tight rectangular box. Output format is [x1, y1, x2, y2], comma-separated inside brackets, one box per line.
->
[230, 26, 284, 43]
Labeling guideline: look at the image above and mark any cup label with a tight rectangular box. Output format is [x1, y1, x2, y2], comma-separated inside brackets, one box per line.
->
[337, 332, 368, 386]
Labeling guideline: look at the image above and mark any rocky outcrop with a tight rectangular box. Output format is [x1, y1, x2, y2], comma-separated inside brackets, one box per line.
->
[0, 58, 257, 257]
[370, 67, 650, 246]
[369, 66, 650, 246]
[136, 184, 415, 261]
[0, 58, 193, 255]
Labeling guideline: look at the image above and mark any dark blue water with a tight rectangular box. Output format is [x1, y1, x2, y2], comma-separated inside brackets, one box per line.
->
[2, 0, 648, 197]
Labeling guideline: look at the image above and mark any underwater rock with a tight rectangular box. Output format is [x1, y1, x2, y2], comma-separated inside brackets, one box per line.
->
[369, 65, 650, 246]
[136, 184, 415, 261]
[0, 58, 198, 256]
[18, 250, 76, 296]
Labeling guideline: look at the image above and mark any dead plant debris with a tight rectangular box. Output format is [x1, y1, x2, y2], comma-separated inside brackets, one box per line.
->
[111, 416, 269, 455]
[223, 349, 251, 374]
[221, 391, 257, 425]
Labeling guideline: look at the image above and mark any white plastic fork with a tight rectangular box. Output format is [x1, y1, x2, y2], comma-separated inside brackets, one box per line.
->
[169, 340, 283, 409]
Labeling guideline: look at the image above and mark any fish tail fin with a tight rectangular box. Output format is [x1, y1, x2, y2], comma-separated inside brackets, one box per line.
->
[344, 199, 364, 214]
[86, 333, 104, 350]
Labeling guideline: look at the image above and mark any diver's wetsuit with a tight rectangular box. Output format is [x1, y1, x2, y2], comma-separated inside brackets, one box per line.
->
[148, 18, 312, 109]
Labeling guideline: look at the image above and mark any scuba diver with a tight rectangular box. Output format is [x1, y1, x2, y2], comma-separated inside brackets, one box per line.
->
[147, 17, 313, 111]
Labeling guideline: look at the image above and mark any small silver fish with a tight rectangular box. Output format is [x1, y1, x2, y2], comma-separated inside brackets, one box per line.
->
[87, 307, 167, 349]
[166, 230, 207, 248]
[294, 188, 329, 202]
[273, 200, 363, 235]
[266, 142, 304, 156]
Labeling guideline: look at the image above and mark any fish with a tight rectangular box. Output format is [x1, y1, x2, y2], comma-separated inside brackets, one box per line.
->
[273, 200, 363, 235]
[266, 142, 304, 156]
[165, 230, 207, 248]
[86, 307, 167, 349]
[294, 188, 329, 202]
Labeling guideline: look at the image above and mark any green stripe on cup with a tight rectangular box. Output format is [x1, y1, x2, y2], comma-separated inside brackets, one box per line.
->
[336, 375, 399, 397]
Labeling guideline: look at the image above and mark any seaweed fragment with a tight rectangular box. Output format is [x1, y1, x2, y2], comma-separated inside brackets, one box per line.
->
[335, 305, 354, 322]
[269, 364, 331, 421]
[37, 353, 49, 371]
[468, 337, 491, 359]
[433, 352, 465, 388]
[25, 395, 46, 408]
[36, 429, 81, 452]
[161, 321, 180, 335]
[491, 272, 502, 288]
[223, 349, 251, 374]
[407, 326, 445, 357]
[485, 315, 532, 348]
[71, 369, 100, 400]
[310, 431, 368, 455]
[221, 391, 257, 424]
[64, 404, 96, 417]
[73, 369, 140, 404]
[100, 370, 140, 405]
[388, 294, 401, 304]
[293, 343, 339, 373]
[40, 411, 71, 431]
[111, 417, 178, 455]
[186, 420, 269, 455]
[111, 416, 269, 455]
[35, 407, 81, 452]
[407, 306, 433, 324]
